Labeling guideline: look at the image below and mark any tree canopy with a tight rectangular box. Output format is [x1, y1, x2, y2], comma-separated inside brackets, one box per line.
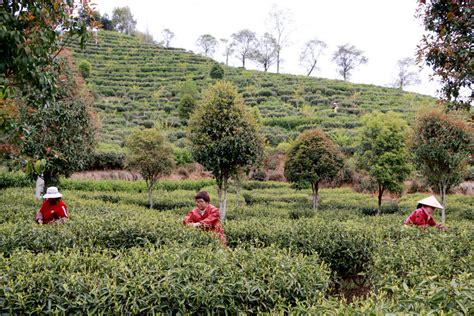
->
[356, 111, 411, 214]
[125, 126, 175, 209]
[284, 129, 344, 211]
[332, 44, 368, 81]
[411, 109, 473, 222]
[417, 0, 472, 110]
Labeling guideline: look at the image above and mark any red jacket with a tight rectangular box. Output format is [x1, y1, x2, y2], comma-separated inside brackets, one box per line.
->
[36, 199, 69, 224]
[404, 207, 438, 227]
[183, 204, 226, 244]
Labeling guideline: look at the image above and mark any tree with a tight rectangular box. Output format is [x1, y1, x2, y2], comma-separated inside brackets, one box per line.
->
[188, 81, 264, 220]
[161, 28, 175, 48]
[99, 13, 114, 31]
[125, 127, 175, 209]
[411, 109, 473, 223]
[112, 6, 136, 35]
[417, 0, 472, 110]
[178, 80, 199, 121]
[332, 44, 368, 81]
[210, 63, 224, 79]
[252, 33, 277, 72]
[356, 111, 411, 215]
[266, 4, 294, 74]
[196, 34, 218, 57]
[1, 0, 95, 102]
[392, 57, 421, 90]
[300, 38, 327, 76]
[220, 38, 235, 66]
[284, 129, 344, 211]
[19, 58, 97, 188]
[231, 29, 257, 68]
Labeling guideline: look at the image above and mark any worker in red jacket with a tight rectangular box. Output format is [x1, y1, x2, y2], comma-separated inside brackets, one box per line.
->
[35, 187, 69, 224]
[404, 195, 446, 230]
[183, 191, 226, 244]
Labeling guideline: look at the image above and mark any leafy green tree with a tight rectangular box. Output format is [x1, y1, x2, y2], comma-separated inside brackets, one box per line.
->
[284, 129, 344, 211]
[112, 6, 136, 35]
[411, 109, 473, 223]
[332, 44, 368, 81]
[188, 81, 264, 220]
[356, 111, 411, 215]
[178, 80, 199, 121]
[417, 0, 472, 110]
[19, 60, 97, 188]
[210, 63, 224, 79]
[125, 127, 175, 209]
[1, 0, 95, 101]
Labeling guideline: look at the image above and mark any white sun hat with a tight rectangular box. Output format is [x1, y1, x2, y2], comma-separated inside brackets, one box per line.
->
[43, 186, 62, 199]
[417, 195, 444, 209]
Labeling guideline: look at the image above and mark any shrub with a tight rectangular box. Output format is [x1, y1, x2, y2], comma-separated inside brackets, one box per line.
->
[209, 63, 224, 79]
[78, 60, 92, 78]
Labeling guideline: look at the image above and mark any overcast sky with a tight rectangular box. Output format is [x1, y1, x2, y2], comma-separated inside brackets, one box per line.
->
[92, 0, 442, 97]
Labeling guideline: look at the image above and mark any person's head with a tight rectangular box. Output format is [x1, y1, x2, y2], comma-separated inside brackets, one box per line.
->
[417, 195, 443, 214]
[43, 186, 62, 204]
[195, 191, 210, 210]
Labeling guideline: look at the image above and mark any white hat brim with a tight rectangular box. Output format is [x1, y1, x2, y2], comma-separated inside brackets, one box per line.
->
[43, 193, 62, 199]
[417, 195, 444, 209]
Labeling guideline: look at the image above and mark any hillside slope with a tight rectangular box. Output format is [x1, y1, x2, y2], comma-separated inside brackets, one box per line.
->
[70, 31, 436, 153]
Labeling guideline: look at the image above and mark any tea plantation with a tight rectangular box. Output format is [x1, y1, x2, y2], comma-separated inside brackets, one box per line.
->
[69, 31, 437, 153]
[0, 180, 472, 314]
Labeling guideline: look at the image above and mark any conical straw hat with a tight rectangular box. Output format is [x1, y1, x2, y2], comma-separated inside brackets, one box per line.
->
[417, 195, 444, 209]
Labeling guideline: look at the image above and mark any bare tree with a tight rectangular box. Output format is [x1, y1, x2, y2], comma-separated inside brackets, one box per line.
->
[332, 44, 368, 81]
[196, 34, 218, 57]
[161, 28, 174, 48]
[252, 32, 277, 72]
[300, 38, 327, 76]
[231, 29, 257, 68]
[220, 38, 235, 66]
[266, 4, 294, 74]
[393, 57, 421, 90]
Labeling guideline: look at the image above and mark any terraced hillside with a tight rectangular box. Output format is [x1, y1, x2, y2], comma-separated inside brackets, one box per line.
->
[70, 31, 436, 153]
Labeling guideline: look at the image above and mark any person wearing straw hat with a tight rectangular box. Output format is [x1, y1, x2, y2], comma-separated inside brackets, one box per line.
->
[403, 195, 446, 230]
[35, 187, 69, 224]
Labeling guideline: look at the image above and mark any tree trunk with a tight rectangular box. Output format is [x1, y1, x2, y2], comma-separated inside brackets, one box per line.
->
[311, 182, 320, 211]
[218, 177, 229, 221]
[276, 49, 280, 74]
[377, 185, 384, 216]
[440, 182, 447, 224]
[148, 185, 153, 209]
[307, 60, 317, 76]
[235, 180, 241, 208]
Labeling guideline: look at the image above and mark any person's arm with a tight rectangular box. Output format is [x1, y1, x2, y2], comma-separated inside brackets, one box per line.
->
[183, 210, 196, 225]
[35, 209, 43, 224]
[403, 211, 416, 225]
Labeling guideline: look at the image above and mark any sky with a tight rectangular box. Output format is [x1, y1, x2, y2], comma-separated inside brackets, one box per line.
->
[91, 0, 442, 97]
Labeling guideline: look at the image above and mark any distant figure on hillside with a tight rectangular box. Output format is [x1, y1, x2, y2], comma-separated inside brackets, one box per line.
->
[183, 191, 226, 245]
[404, 195, 446, 230]
[35, 187, 69, 225]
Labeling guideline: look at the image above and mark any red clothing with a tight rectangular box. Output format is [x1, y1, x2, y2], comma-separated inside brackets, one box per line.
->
[36, 199, 69, 224]
[183, 204, 226, 244]
[404, 207, 438, 227]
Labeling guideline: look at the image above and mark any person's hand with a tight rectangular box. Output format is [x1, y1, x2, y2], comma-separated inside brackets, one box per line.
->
[37, 219, 43, 225]
[191, 222, 201, 228]
[437, 224, 447, 231]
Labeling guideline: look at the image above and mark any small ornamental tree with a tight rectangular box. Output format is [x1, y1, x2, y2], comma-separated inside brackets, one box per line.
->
[125, 127, 175, 209]
[188, 81, 264, 220]
[284, 129, 344, 211]
[411, 109, 473, 223]
[356, 111, 411, 215]
[19, 58, 97, 188]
